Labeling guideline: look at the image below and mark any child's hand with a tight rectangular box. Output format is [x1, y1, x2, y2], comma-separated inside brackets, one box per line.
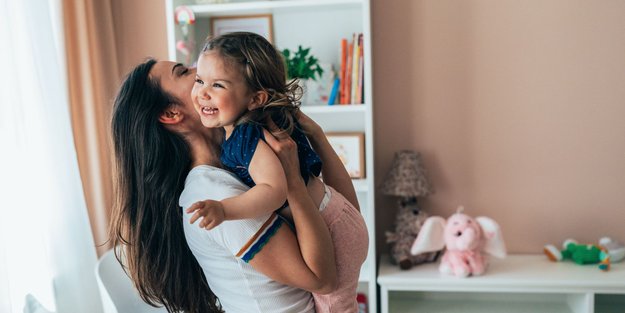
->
[186, 200, 226, 230]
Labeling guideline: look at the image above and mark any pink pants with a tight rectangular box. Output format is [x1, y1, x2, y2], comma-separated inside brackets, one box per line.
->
[313, 186, 369, 313]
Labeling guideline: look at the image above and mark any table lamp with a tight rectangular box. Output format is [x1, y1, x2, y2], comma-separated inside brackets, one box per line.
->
[380, 150, 433, 212]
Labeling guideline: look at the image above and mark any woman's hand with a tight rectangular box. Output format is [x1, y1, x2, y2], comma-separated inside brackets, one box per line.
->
[295, 110, 323, 138]
[263, 122, 304, 189]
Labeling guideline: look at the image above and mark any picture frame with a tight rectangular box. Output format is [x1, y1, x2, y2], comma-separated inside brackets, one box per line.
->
[210, 14, 274, 43]
[326, 132, 365, 179]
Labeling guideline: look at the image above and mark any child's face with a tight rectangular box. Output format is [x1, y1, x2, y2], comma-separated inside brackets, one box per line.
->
[192, 51, 253, 133]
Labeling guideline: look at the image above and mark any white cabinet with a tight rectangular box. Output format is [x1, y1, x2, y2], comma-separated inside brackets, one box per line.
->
[378, 254, 625, 313]
[165, 1, 376, 311]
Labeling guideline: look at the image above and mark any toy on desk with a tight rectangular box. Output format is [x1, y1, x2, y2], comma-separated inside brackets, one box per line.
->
[385, 204, 439, 269]
[600, 237, 625, 263]
[544, 237, 624, 271]
[410, 206, 507, 277]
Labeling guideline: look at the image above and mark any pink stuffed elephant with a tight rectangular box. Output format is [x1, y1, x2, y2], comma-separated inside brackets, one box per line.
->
[410, 207, 507, 277]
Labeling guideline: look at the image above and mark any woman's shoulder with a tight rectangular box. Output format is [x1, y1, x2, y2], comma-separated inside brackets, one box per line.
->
[179, 165, 249, 209]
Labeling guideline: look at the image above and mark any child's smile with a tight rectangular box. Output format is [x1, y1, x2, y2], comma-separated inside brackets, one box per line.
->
[199, 105, 218, 115]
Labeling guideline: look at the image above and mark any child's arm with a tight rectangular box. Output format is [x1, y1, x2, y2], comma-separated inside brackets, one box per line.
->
[187, 139, 287, 229]
[224, 139, 288, 217]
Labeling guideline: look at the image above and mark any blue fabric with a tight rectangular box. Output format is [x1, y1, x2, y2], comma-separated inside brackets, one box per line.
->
[221, 122, 322, 188]
[241, 217, 284, 263]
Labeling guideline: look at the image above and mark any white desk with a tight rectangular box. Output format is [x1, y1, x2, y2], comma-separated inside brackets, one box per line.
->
[377, 254, 625, 313]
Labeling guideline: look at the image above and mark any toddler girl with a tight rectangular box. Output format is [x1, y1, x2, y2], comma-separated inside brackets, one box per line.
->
[186, 32, 368, 312]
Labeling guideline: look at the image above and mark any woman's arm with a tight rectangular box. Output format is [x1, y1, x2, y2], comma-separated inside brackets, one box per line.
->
[247, 128, 337, 294]
[297, 111, 360, 211]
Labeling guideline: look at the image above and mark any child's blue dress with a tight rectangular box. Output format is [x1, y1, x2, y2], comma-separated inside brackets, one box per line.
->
[221, 122, 322, 188]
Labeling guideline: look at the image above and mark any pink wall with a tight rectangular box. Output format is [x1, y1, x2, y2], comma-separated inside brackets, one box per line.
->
[111, 0, 168, 75]
[112, 0, 625, 254]
[372, 0, 625, 253]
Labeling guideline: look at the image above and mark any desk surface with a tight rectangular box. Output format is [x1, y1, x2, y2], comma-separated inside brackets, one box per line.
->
[378, 254, 625, 294]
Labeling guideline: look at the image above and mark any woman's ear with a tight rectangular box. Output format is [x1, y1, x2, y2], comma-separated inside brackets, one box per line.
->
[159, 106, 182, 124]
[247, 90, 269, 110]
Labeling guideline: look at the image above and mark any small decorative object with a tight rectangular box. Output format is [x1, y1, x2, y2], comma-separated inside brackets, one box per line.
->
[381, 150, 438, 270]
[210, 14, 273, 42]
[600, 237, 625, 263]
[543, 237, 622, 271]
[410, 206, 507, 277]
[302, 63, 334, 105]
[356, 293, 368, 313]
[326, 132, 365, 179]
[174, 6, 196, 65]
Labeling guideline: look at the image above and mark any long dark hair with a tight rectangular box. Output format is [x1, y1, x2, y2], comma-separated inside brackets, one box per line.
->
[202, 31, 302, 134]
[109, 59, 222, 312]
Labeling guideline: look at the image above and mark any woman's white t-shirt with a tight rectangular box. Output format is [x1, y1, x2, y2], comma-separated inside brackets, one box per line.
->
[179, 165, 315, 313]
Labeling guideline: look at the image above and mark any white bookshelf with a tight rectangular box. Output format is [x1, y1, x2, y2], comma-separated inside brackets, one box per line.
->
[185, 0, 362, 15]
[378, 254, 625, 313]
[165, 0, 377, 311]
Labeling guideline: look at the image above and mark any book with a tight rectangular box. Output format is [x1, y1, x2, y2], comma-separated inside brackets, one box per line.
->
[338, 34, 366, 104]
[339, 38, 348, 104]
[328, 77, 340, 105]
[344, 40, 353, 104]
[351, 33, 360, 104]
[356, 33, 364, 104]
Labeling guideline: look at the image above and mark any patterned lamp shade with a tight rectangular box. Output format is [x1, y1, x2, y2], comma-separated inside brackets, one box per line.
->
[380, 150, 433, 198]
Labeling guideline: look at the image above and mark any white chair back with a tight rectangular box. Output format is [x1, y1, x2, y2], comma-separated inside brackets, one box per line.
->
[95, 249, 167, 313]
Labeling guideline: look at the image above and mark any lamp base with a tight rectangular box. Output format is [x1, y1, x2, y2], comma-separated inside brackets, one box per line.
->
[399, 197, 418, 210]
[386, 199, 439, 270]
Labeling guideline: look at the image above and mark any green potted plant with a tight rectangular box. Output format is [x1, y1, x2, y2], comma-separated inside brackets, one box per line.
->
[282, 46, 327, 105]
[281, 45, 324, 81]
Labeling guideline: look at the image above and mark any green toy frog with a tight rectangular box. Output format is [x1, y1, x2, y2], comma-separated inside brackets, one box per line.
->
[544, 239, 610, 271]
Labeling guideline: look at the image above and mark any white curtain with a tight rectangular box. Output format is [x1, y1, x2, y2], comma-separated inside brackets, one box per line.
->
[0, 0, 103, 312]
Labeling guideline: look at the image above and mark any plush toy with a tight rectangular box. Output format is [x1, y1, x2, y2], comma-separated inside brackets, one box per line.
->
[600, 237, 625, 263]
[385, 204, 438, 270]
[410, 206, 507, 277]
[543, 237, 624, 271]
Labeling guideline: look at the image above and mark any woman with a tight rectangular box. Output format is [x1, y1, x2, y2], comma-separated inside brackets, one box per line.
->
[109, 59, 362, 312]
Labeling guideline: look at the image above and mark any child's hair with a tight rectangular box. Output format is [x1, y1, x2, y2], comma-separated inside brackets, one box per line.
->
[201, 31, 302, 135]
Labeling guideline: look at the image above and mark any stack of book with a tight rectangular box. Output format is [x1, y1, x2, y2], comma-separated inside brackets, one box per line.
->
[328, 33, 364, 105]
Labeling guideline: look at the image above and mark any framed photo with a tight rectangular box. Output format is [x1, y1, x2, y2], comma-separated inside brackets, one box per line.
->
[210, 14, 274, 43]
[326, 132, 365, 179]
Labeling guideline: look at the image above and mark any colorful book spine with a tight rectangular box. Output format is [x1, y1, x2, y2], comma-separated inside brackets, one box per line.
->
[339, 38, 348, 104]
[328, 77, 340, 105]
[357, 33, 364, 104]
[344, 40, 353, 104]
[351, 33, 360, 104]
[338, 33, 365, 105]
